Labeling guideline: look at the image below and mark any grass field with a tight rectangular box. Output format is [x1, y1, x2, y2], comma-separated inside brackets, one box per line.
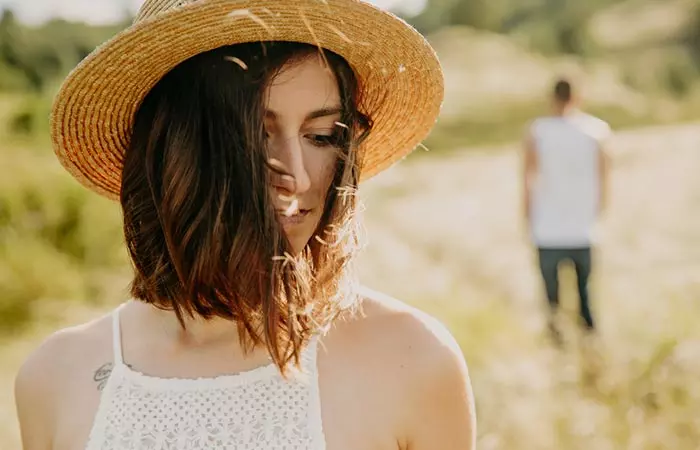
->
[2, 120, 699, 449]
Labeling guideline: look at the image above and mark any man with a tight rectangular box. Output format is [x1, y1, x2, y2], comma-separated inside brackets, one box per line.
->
[522, 78, 611, 345]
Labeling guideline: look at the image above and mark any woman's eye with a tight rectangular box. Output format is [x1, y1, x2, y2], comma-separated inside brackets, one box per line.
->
[307, 133, 341, 148]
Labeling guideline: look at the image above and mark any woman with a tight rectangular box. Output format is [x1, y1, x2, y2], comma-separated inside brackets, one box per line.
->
[15, 0, 476, 449]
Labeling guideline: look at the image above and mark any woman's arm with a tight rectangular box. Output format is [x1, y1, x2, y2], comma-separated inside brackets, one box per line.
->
[402, 320, 476, 450]
[15, 335, 62, 450]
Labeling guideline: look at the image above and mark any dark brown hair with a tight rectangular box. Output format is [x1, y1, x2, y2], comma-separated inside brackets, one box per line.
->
[553, 78, 573, 103]
[120, 42, 372, 373]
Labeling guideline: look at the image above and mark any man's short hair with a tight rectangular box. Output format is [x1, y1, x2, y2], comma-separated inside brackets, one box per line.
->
[553, 79, 573, 103]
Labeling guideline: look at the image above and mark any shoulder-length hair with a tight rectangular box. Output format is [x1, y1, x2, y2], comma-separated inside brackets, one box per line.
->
[120, 41, 372, 373]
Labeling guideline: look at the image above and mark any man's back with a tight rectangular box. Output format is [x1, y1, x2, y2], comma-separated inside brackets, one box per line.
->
[528, 111, 611, 248]
[523, 79, 611, 339]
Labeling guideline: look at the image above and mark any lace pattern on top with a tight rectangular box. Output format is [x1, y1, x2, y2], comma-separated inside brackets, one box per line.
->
[83, 304, 325, 450]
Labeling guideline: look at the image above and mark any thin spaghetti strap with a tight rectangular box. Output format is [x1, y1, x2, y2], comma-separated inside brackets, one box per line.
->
[112, 304, 125, 367]
[302, 333, 320, 369]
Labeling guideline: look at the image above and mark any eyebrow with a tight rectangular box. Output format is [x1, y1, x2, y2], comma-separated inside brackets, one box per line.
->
[265, 106, 343, 122]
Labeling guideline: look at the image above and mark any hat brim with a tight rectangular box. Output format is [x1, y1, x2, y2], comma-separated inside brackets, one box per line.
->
[50, 0, 444, 200]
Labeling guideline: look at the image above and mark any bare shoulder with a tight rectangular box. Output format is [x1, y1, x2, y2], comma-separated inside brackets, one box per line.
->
[15, 313, 113, 446]
[16, 313, 112, 388]
[322, 286, 476, 449]
[353, 286, 465, 368]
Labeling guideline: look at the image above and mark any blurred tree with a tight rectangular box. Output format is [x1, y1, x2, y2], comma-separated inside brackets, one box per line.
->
[0, 9, 21, 67]
[0, 11, 121, 94]
[450, 0, 501, 30]
[0, 9, 57, 91]
[409, 0, 510, 33]
[687, 3, 700, 66]
[0, 9, 20, 66]
[407, 0, 459, 34]
[406, 0, 634, 55]
[0, 8, 30, 90]
[549, 0, 594, 55]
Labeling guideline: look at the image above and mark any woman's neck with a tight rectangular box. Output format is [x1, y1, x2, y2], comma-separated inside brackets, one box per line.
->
[135, 300, 254, 348]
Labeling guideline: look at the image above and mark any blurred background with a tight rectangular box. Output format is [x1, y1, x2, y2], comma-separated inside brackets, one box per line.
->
[1, 0, 700, 448]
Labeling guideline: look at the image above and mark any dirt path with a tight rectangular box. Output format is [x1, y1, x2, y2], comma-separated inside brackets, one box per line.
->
[359, 121, 700, 314]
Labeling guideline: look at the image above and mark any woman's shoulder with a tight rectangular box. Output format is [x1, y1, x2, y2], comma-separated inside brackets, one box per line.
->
[18, 311, 113, 379]
[320, 286, 476, 447]
[323, 285, 470, 393]
[15, 311, 114, 417]
[333, 285, 465, 365]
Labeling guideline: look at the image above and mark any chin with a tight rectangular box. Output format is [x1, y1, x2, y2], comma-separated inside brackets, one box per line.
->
[288, 233, 314, 256]
[287, 229, 322, 256]
[280, 213, 322, 256]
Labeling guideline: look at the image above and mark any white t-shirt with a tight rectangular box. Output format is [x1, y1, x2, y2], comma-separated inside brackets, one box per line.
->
[528, 111, 611, 248]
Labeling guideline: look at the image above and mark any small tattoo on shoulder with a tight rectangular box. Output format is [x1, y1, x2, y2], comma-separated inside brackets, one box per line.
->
[94, 363, 114, 391]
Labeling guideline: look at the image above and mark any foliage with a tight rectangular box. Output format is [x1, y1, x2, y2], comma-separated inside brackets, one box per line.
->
[0, 8, 123, 93]
[0, 134, 127, 332]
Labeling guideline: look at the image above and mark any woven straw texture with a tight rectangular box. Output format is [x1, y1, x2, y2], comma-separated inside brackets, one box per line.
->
[50, 0, 444, 200]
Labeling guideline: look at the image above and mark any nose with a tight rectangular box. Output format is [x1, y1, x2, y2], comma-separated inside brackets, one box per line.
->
[270, 136, 311, 196]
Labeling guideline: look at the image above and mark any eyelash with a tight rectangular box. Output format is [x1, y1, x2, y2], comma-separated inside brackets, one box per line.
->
[264, 131, 344, 148]
[307, 133, 342, 148]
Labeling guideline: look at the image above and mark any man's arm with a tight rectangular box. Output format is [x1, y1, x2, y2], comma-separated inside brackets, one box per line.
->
[598, 142, 610, 216]
[522, 128, 538, 224]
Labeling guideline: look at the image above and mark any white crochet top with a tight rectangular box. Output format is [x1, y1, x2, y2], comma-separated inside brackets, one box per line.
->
[84, 305, 326, 450]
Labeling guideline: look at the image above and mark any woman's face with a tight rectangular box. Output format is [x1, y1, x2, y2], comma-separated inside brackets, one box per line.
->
[264, 55, 343, 254]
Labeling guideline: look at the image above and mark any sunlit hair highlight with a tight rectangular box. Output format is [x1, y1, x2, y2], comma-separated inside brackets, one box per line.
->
[120, 41, 372, 374]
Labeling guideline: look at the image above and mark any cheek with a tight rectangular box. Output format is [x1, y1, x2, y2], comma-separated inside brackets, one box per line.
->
[309, 150, 338, 196]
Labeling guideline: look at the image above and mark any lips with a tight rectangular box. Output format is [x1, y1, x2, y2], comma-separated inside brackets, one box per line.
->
[277, 208, 311, 227]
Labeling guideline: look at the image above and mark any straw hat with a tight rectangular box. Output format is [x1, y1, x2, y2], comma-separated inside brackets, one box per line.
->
[50, 0, 444, 200]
